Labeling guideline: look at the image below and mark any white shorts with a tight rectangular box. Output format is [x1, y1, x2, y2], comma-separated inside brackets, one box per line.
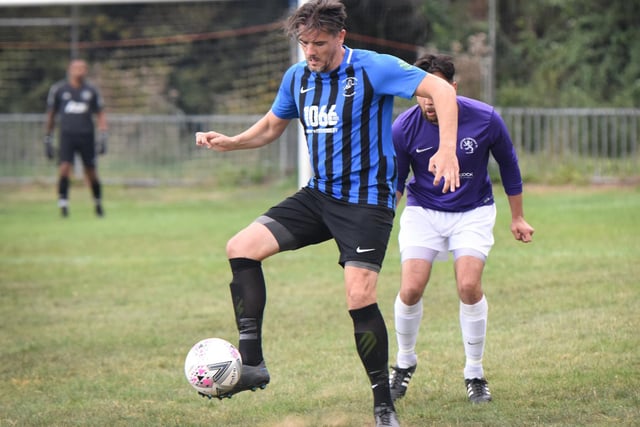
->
[398, 204, 496, 263]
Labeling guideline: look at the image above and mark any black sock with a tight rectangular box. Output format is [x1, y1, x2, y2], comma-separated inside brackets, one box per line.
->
[91, 179, 102, 204]
[229, 258, 266, 366]
[58, 176, 70, 201]
[349, 303, 393, 409]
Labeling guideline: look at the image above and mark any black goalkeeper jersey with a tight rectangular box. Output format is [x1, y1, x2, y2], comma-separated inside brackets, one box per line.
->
[46, 80, 104, 134]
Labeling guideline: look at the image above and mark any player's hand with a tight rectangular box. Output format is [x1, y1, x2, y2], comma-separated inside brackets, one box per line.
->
[428, 148, 460, 193]
[195, 131, 234, 152]
[43, 134, 55, 160]
[511, 217, 534, 243]
[97, 131, 108, 155]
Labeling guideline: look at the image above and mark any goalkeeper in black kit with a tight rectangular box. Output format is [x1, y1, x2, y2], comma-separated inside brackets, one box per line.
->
[44, 59, 108, 218]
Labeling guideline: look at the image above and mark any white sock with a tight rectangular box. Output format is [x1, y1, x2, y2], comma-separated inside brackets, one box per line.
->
[460, 295, 488, 379]
[394, 294, 423, 368]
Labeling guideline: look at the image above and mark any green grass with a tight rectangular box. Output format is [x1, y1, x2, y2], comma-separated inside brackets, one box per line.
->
[1, 182, 639, 426]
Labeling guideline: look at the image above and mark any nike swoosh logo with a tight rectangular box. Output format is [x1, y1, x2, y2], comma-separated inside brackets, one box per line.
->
[356, 247, 376, 253]
[467, 341, 482, 346]
[416, 147, 433, 153]
[300, 87, 315, 94]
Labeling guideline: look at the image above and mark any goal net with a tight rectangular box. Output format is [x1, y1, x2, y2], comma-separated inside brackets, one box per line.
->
[0, 1, 293, 115]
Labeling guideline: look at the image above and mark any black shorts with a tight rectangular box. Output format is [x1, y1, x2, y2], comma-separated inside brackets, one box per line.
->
[257, 187, 395, 271]
[59, 131, 96, 167]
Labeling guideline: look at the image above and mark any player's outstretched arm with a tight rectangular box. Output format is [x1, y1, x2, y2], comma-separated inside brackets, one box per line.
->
[415, 73, 460, 193]
[507, 193, 534, 243]
[195, 110, 290, 152]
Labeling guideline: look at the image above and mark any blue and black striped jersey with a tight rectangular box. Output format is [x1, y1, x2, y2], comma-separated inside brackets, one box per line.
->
[272, 46, 426, 209]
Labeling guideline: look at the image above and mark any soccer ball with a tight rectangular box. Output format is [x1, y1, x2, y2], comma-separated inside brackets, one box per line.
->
[184, 338, 242, 397]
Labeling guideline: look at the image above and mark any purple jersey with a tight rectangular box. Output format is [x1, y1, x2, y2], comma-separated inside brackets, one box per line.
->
[393, 96, 522, 212]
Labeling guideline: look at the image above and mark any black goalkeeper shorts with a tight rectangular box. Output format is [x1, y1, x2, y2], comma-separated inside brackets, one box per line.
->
[59, 131, 96, 167]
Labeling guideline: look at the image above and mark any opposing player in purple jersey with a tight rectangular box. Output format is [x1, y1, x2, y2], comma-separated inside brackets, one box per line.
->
[195, 2, 460, 425]
[389, 54, 534, 404]
[45, 59, 108, 218]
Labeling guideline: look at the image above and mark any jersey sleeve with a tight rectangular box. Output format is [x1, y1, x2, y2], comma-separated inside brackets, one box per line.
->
[489, 111, 523, 195]
[368, 54, 427, 99]
[271, 66, 299, 120]
[93, 86, 105, 113]
[46, 81, 62, 112]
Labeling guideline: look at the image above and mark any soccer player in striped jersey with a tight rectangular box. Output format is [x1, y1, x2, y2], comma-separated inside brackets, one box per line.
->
[389, 54, 534, 405]
[45, 59, 108, 218]
[195, 2, 459, 425]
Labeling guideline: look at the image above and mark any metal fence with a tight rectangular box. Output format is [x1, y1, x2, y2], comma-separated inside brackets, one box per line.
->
[497, 108, 639, 183]
[0, 113, 298, 186]
[1, 108, 638, 186]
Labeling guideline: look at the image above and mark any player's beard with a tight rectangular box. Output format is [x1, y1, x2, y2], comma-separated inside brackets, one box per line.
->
[307, 56, 329, 73]
[422, 107, 439, 125]
[306, 49, 341, 73]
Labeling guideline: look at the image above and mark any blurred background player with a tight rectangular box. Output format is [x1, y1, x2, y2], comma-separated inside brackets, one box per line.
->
[389, 54, 534, 404]
[195, 1, 460, 425]
[44, 59, 108, 218]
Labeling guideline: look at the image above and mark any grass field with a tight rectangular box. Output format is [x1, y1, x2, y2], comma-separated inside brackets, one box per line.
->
[1, 182, 639, 426]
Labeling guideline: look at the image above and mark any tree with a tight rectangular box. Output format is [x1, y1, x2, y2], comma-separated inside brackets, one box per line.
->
[496, 0, 640, 107]
[1, 0, 637, 112]
[342, 0, 428, 62]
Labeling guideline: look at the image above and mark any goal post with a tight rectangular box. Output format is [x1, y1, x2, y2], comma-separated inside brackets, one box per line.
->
[296, 0, 312, 188]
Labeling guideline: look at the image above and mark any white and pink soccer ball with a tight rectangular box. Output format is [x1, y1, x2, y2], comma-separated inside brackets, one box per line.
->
[184, 338, 242, 397]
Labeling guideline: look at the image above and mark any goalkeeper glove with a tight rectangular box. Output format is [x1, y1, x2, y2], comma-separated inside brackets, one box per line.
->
[97, 131, 108, 155]
[43, 134, 55, 160]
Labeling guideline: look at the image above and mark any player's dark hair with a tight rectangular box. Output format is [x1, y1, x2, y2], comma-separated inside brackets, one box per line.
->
[285, 0, 347, 38]
[414, 54, 455, 83]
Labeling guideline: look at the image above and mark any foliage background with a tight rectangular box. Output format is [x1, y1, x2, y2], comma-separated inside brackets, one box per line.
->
[0, 0, 638, 114]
